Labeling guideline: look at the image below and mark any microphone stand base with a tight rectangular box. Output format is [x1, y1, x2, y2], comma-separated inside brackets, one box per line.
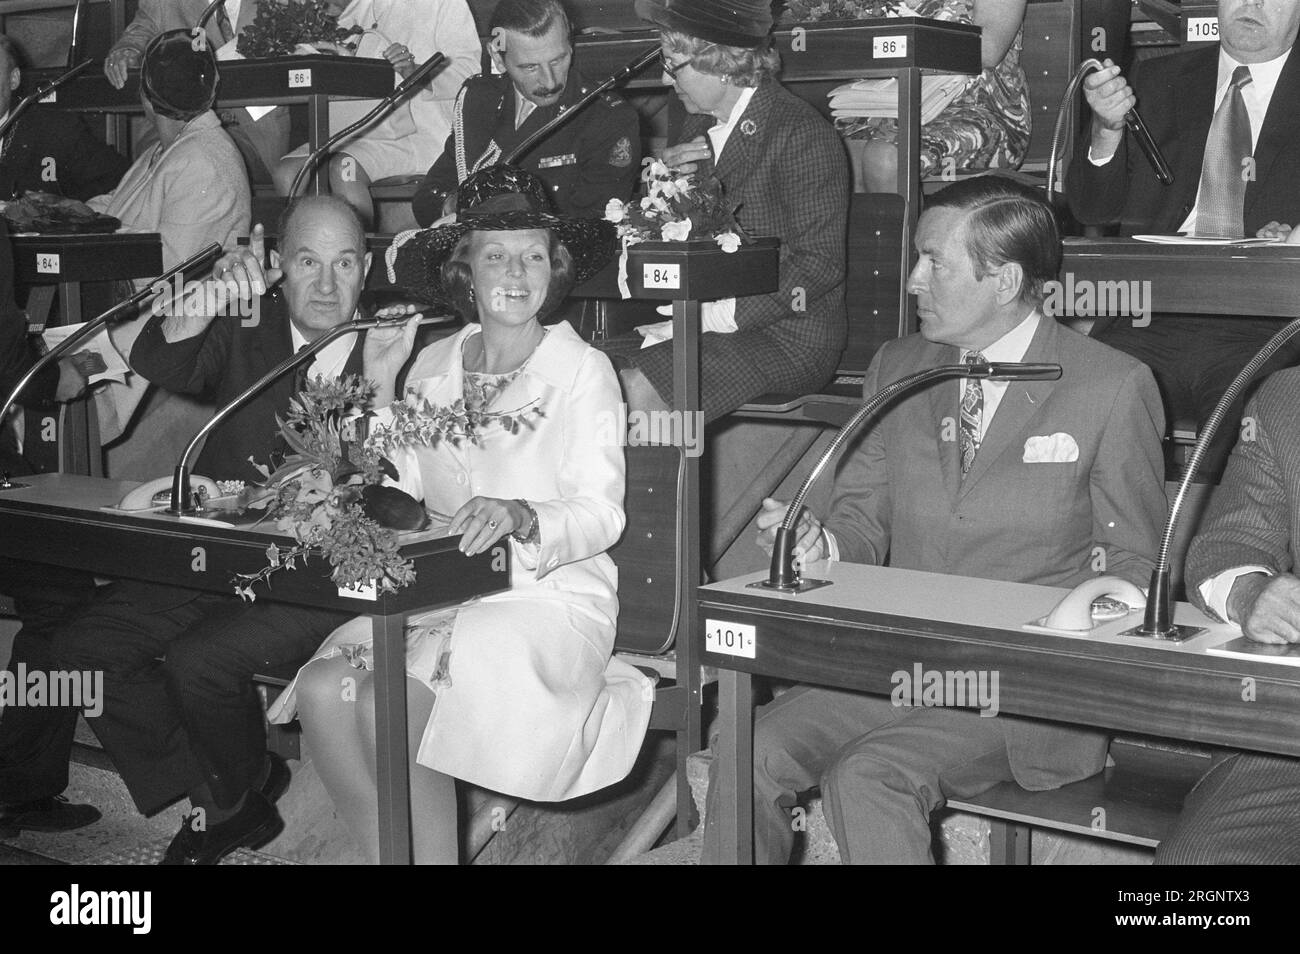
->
[748, 577, 833, 594]
[1117, 623, 1207, 643]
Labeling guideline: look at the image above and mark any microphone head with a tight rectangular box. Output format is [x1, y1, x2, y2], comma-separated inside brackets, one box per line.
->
[967, 362, 1063, 381]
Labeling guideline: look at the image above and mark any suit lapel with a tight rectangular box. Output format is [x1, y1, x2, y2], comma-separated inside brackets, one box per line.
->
[1168, 48, 1218, 226]
[712, 82, 772, 185]
[959, 316, 1060, 498]
[1247, 48, 1300, 225]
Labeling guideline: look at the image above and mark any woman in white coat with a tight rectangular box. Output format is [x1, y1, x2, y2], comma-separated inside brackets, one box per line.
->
[269, 167, 652, 863]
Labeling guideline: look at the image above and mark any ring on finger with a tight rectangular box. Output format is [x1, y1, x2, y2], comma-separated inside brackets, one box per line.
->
[488, 519, 498, 530]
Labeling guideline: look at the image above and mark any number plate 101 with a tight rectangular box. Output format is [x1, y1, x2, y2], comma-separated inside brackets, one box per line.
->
[705, 619, 756, 658]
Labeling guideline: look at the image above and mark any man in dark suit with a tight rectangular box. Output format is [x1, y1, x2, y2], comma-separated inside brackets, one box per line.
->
[35, 197, 368, 864]
[1066, 0, 1300, 474]
[702, 176, 1167, 863]
[0, 35, 130, 201]
[0, 220, 103, 838]
[411, 0, 641, 225]
[1155, 368, 1300, 864]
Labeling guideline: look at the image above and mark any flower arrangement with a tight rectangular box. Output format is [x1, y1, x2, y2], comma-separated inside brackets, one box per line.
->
[236, 0, 365, 58]
[780, 0, 904, 22]
[231, 374, 541, 600]
[604, 160, 747, 253]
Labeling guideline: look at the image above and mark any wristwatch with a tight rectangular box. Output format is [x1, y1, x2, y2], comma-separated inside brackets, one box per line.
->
[512, 498, 540, 545]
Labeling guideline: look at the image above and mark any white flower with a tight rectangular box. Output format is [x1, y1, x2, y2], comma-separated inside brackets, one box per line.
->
[715, 231, 741, 253]
[661, 218, 692, 242]
[674, 176, 693, 194]
[651, 196, 672, 214]
[640, 196, 656, 211]
[647, 159, 671, 179]
[604, 198, 626, 223]
[656, 178, 680, 199]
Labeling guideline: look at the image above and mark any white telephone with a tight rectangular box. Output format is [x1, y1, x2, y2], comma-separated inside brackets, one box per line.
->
[1041, 576, 1147, 632]
[117, 475, 220, 512]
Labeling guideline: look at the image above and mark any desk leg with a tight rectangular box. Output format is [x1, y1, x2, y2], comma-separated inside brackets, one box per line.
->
[306, 94, 329, 196]
[717, 668, 754, 864]
[673, 299, 704, 838]
[56, 281, 99, 477]
[896, 66, 921, 337]
[372, 611, 412, 865]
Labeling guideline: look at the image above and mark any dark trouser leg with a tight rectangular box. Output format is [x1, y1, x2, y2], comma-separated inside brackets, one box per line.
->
[49, 582, 211, 814]
[0, 560, 99, 803]
[1155, 752, 1300, 864]
[701, 685, 904, 865]
[161, 601, 349, 810]
[821, 702, 1014, 864]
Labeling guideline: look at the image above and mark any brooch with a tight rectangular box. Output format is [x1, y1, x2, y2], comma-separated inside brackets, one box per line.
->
[740, 119, 757, 137]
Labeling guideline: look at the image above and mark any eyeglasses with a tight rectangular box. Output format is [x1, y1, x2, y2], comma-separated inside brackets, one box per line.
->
[660, 43, 716, 80]
[660, 51, 693, 80]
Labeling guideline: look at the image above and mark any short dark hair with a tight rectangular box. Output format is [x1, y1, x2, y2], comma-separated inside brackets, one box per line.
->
[923, 175, 1061, 306]
[489, 0, 571, 39]
[0, 35, 25, 72]
[443, 228, 576, 322]
[276, 195, 367, 251]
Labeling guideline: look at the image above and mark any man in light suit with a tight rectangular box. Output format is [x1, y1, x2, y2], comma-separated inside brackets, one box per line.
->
[701, 176, 1168, 864]
[104, 0, 288, 184]
[1066, 0, 1300, 475]
[1155, 368, 1300, 864]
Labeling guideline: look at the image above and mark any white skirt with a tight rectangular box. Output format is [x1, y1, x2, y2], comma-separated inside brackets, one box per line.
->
[269, 597, 653, 802]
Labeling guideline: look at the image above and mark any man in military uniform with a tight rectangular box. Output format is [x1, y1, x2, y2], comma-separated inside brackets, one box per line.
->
[412, 0, 641, 224]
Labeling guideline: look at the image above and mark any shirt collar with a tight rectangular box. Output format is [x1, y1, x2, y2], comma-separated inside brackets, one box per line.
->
[962, 309, 1041, 364]
[289, 318, 359, 376]
[1218, 46, 1291, 99]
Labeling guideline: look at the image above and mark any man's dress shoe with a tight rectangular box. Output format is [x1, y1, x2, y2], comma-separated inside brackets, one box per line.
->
[160, 791, 283, 865]
[0, 796, 101, 837]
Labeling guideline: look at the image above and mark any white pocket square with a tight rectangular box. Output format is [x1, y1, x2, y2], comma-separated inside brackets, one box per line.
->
[1023, 432, 1079, 463]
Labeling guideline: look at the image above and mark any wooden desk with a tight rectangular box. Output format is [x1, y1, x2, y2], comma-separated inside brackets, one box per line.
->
[573, 19, 982, 335]
[30, 56, 398, 195]
[1060, 238, 1300, 319]
[0, 473, 511, 865]
[697, 561, 1300, 863]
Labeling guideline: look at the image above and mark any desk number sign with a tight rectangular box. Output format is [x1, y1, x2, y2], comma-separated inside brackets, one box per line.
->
[35, 253, 61, 275]
[705, 619, 757, 659]
[873, 35, 907, 59]
[288, 68, 313, 89]
[1186, 17, 1218, 42]
[643, 263, 680, 290]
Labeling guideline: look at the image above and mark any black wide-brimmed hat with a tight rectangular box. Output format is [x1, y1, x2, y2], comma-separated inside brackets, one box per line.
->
[386, 165, 616, 306]
[141, 29, 219, 121]
[635, 0, 775, 48]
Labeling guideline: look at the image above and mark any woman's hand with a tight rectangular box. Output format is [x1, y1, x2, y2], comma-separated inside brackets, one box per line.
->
[449, 496, 530, 556]
[660, 136, 711, 175]
[1257, 221, 1293, 241]
[363, 310, 420, 408]
[384, 42, 418, 80]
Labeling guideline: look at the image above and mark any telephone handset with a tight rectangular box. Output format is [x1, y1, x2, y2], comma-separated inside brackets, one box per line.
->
[117, 475, 220, 511]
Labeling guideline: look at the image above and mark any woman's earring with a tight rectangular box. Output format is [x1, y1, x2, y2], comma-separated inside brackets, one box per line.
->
[467, 287, 476, 302]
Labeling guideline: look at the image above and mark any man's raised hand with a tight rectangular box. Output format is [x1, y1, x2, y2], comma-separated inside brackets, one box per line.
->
[213, 223, 283, 299]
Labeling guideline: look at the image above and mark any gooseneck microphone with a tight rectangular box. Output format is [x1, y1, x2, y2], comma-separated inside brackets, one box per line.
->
[1047, 58, 1173, 199]
[197, 0, 228, 30]
[1123, 316, 1300, 640]
[288, 52, 448, 198]
[0, 60, 94, 143]
[167, 310, 450, 514]
[0, 243, 223, 482]
[757, 361, 1063, 592]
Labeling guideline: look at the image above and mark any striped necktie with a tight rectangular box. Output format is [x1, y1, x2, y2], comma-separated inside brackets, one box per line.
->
[959, 352, 985, 476]
[1195, 66, 1253, 238]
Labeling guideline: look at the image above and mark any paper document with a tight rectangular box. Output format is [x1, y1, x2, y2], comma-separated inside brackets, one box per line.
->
[40, 322, 129, 385]
[829, 75, 967, 124]
[1206, 635, 1300, 667]
[1131, 234, 1282, 246]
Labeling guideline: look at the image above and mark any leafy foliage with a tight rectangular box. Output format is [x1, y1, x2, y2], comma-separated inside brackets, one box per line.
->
[236, 0, 364, 58]
[605, 161, 747, 249]
[781, 0, 903, 22]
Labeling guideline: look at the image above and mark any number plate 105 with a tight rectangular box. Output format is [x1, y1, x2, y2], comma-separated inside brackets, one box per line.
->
[705, 619, 756, 658]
